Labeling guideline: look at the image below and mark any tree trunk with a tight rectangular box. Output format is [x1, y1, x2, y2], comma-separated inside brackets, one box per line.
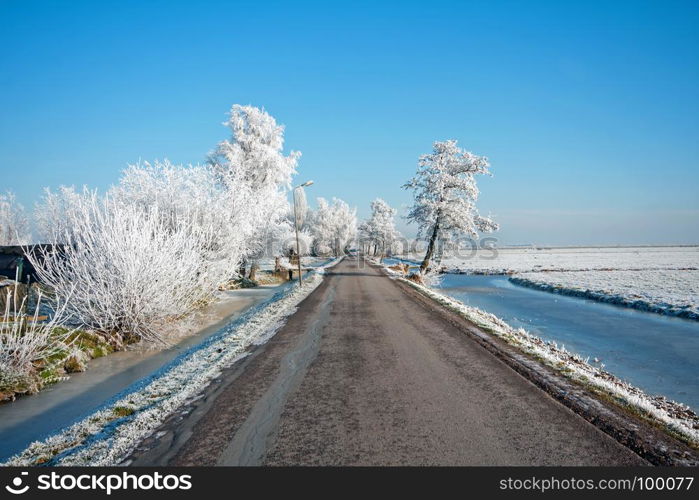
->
[238, 259, 247, 278]
[248, 261, 259, 281]
[420, 222, 440, 274]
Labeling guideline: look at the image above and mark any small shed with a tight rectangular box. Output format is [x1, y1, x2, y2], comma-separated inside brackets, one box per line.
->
[0, 245, 61, 283]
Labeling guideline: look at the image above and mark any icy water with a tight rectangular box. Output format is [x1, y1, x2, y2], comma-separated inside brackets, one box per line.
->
[0, 286, 284, 462]
[436, 273, 699, 411]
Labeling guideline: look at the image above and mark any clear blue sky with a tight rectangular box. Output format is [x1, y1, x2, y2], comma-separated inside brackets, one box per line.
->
[1, 0, 697, 245]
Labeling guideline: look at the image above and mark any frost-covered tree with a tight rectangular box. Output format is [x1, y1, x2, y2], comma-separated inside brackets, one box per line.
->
[28, 105, 302, 344]
[330, 198, 357, 256]
[26, 105, 319, 343]
[0, 191, 30, 246]
[35, 186, 97, 244]
[308, 198, 332, 255]
[244, 207, 312, 280]
[310, 197, 357, 257]
[29, 160, 258, 344]
[404, 140, 498, 273]
[269, 216, 313, 258]
[111, 161, 223, 228]
[111, 160, 254, 280]
[358, 198, 401, 260]
[209, 104, 301, 276]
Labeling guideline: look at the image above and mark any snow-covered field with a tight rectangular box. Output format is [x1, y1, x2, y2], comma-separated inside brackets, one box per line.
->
[396, 246, 699, 319]
[399, 245, 699, 274]
[511, 269, 699, 321]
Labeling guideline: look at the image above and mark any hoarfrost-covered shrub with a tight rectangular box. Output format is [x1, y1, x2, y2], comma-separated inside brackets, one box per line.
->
[111, 161, 224, 232]
[29, 105, 305, 344]
[111, 160, 253, 284]
[30, 189, 229, 344]
[0, 286, 72, 396]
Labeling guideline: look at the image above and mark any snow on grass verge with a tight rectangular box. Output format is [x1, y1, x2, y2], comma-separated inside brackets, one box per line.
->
[2, 258, 343, 466]
[510, 270, 699, 321]
[387, 268, 699, 447]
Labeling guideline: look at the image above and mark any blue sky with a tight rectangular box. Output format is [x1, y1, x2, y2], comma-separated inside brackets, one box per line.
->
[1, 0, 697, 245]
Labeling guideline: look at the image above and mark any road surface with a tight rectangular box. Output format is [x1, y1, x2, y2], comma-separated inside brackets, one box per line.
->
[130, 257, 646, 466]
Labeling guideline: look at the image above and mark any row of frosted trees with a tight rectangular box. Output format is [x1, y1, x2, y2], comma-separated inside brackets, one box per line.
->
[358, 198, 402, 260]
[3, 122, 497, 353]
[1, 105, 358, 349]
[357, 139, 498, 275]
[2, 108, 497, 397]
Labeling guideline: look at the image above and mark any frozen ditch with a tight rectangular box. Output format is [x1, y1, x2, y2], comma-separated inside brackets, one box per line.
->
[436, 274, 699, 411]
[0, 286, 282, 462]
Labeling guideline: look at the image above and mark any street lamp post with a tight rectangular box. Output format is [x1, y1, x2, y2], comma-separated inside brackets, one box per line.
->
[292, 180, 313, 285]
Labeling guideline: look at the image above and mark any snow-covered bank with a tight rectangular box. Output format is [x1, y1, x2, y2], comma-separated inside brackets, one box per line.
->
[510, 270, 699, 321]
[2, 258, 341, 466]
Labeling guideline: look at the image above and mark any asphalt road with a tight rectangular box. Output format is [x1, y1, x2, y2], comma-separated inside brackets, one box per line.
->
[130, 257, 646, 466]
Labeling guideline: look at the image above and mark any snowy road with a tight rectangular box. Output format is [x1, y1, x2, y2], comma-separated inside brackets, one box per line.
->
[128, 257, 646, 466]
